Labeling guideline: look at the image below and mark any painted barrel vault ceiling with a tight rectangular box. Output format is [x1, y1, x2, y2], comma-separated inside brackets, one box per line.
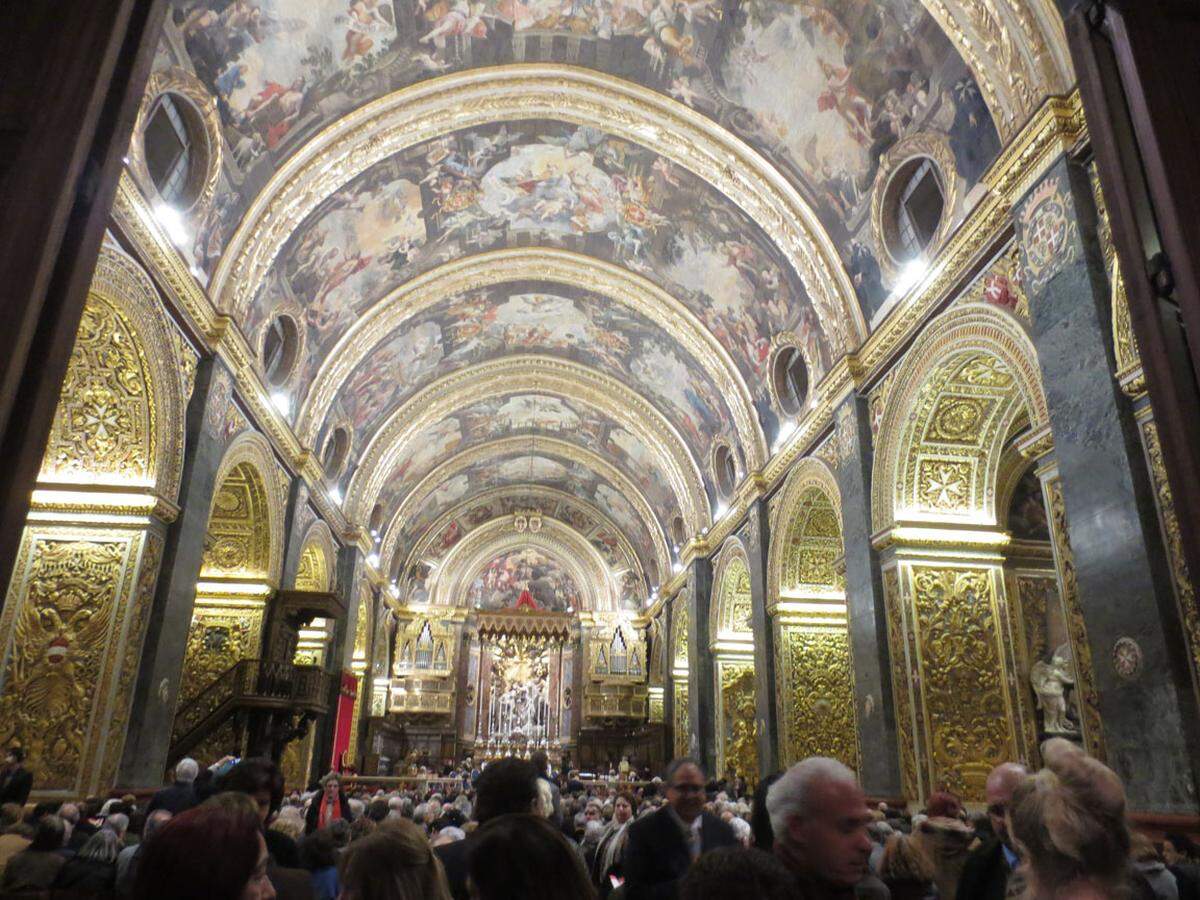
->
[143, 0, 1065, 610]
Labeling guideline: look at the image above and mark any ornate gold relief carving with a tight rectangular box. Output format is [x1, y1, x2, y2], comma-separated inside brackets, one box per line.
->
[777, 624, 859, 772]
[910, 566, 1016, 801]
[0, 536, 129, 792]
[711, 548, 753, 642]
[1043, 477, 1106, 760]
[882, 568, 921, 801]
[43, 297, 155, 484]
[916, 459, 974, 512]
[1139, 422, 1200, 699]
[717, 661, 758, 784]
[928, 398, 990, 444]
[178, 606, 264, 708]
[673, 681, 689, 760]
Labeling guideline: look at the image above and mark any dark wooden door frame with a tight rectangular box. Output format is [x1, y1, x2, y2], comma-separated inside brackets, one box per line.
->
[0, 0, 167, 594]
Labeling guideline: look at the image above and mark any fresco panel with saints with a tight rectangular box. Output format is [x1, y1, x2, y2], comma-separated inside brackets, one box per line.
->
[253, 122, 823, 439]
[166, 0, 999, 320]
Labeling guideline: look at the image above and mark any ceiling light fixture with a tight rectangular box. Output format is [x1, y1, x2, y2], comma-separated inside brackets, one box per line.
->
[270, 391, 291, 416]
[153, 202, 188, 246]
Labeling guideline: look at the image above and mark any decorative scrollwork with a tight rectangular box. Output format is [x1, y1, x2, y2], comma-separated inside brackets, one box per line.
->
[778, 625, 859, 772]
[718, 662, 758, 784]
[910, 566, 1016, 801]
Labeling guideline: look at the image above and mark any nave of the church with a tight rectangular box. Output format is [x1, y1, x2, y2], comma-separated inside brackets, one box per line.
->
[1, 0, 1199, 897]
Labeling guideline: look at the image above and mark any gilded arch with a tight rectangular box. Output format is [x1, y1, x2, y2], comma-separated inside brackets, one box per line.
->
[348, 356, 709, 536]
[203, 432, 286, 586]
[710, 539, 753, 645]
[871, 304, 1050, 534]
[378, 435, 671, 584]
[296, 248, 767, 469]
[432, 516, 617, 612]
[211, 65, 865, 355]
[710, 536, 756, 783]
[768, 458, 844, 604]
[294, 520, 337, 593]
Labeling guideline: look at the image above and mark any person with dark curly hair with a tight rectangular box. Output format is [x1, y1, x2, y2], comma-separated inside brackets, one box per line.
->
[467, 813, 596, 900]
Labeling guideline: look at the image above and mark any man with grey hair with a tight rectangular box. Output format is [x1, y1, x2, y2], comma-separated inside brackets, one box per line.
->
[766, 757, 875, 898]
[115, 808, 171, 898]
[148, 757, 199, 815]
[624, 758, 737, 899]
[957, 761, 1029, 900]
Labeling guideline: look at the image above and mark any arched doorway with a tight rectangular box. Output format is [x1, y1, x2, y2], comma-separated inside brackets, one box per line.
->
[769, 460, 860, 772]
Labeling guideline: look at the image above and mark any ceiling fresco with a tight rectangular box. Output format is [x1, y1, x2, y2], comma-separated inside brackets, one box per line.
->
[384, 448, 659, 573]
[167, 0, 998, 317]
[252, 122, 827, 439]
[355, 391, 687, 520]
[407, 490, 642, 579]
[313, 287, 736, 482]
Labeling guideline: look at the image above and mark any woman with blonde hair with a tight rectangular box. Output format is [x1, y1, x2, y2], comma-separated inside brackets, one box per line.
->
[337, 818, 451, 900]
[1009, 738, 1141, 899]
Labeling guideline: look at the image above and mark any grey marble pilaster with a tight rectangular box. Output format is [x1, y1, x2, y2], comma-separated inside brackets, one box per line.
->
[277, 479, 310, 588]
[685, 556, 716, 775]
[832, 395, 903, 797]
[741, 500, 780, 777]
[311, 544, 364, 776]
[1019, 156, 1200, 812]
[661, 598, 675, 770]
[118, 358, 228, 787]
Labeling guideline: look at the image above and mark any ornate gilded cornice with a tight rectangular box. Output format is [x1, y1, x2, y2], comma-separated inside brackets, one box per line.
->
[433, 515, 621, 611]
[296, 247, 767, 467]
[209, 64, 865, 355]
[404, 484, 643, 583]
[111, 175, 354, 540]
[347, 355, 708, 534]
[983, 90, 1087, 203]
[378, 435, 670, 578]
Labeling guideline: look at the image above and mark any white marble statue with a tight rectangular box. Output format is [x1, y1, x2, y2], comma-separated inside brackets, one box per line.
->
[1030, 642, 1079, 735]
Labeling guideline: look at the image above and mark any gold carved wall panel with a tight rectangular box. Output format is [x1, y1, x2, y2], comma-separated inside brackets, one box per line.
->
[882, 568, 923, 801]
[908, 566, 1017, 801]
[178, 605, 265, 707]
[673, 681, 689, 760]
[776, 623, 859, 772]
[716, 661, 758, 785]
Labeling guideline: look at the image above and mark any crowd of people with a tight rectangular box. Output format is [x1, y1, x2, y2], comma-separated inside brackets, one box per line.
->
[0, 737, 1196, 899]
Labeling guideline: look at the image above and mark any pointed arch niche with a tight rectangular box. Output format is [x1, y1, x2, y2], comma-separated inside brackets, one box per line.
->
[768, 459, 859, 773]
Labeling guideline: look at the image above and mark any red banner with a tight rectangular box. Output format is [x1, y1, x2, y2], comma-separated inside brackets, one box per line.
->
[330, 671, 358, 772]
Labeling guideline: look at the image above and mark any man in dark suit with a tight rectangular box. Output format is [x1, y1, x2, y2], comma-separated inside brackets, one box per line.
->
[0, 747, 32, 807]
[436, 757, 540, 900]
[148, 757, 200, 815]
[623, 758, 738, 899]
[958, 762, 1029, 900]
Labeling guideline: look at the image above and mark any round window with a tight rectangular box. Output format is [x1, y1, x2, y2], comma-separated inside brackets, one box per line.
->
[772, 346, 809, 416]
[142, 92, 208, 209]
[262, 315, 300, 387]
[321, 427, 351, 478]
[884, 157, 946, 263]
[714, 443, 738, 498]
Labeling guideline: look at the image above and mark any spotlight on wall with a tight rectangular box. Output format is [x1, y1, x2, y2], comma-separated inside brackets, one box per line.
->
[367, 552, 380, 567]
[270, 391, 291, 416]
[328, 486, 343, 505]
[153, 202, 188, 246]
[714, 504, 728, 520]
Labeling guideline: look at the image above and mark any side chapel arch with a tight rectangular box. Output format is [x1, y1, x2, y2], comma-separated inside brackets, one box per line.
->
[769, 458, 860, 771]
[710, 538, 757, 785]
[0, 242, 189, 795]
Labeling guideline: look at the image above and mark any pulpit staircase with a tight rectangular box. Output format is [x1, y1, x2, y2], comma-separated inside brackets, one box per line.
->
[167, 588, 345, 766]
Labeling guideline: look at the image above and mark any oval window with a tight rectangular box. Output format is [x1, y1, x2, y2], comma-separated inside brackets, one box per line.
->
[772, 346, 809, 416]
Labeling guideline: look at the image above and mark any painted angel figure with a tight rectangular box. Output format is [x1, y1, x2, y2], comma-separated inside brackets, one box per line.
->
[1030, 642, 1079, 735]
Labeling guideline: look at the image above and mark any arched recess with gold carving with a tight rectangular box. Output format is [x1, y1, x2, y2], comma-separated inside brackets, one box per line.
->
[710, 538, 757, 785]
[669, 590, 690, 760]
[871, 303, 1051, 534]
[867, 300, 1098, 801]
[0, 241, 190, 797]
[176, 433, 285, 734]
[769, 458, 860, 772]
[292, 521, 337, 666]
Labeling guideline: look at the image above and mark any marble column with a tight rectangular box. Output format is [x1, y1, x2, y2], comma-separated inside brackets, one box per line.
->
[685, 556, 716, 776]
[1017, 156, 1200, 811]
[660, 600, 675, 768]
[118, 358, 229, 787]
[832, 395, 903, 798]
[740, 499, 780, 777]
[278, 480, 311, 589]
